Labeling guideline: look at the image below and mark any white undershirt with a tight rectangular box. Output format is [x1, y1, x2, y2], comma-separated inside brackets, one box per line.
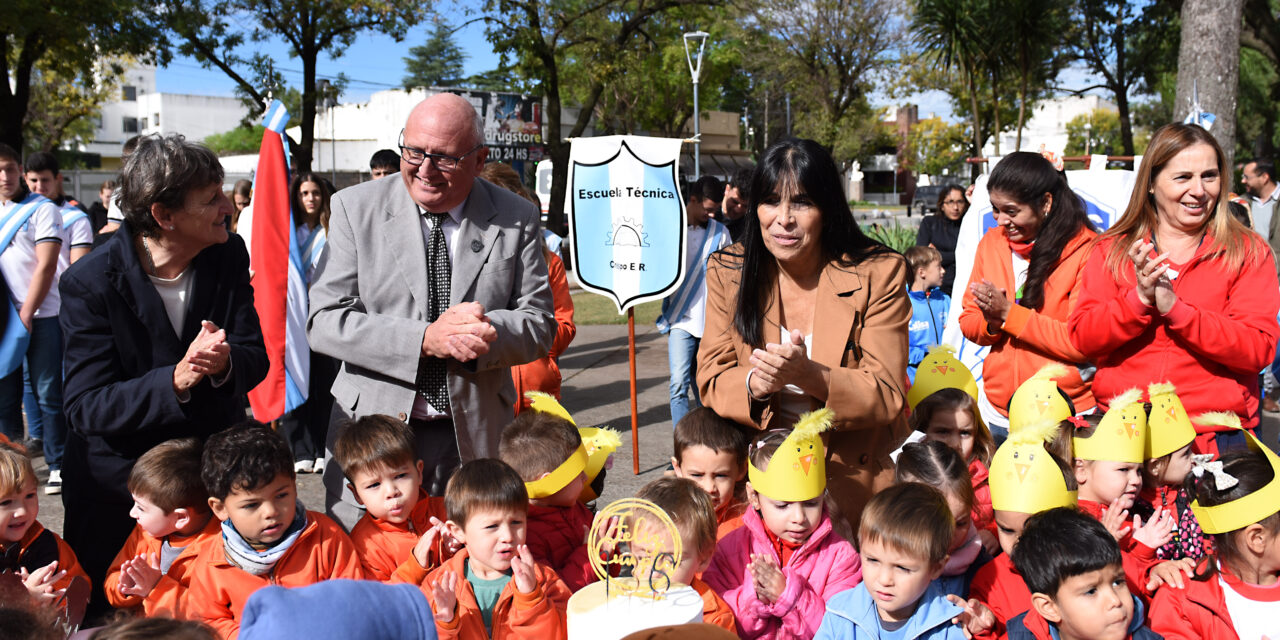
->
[1219, 570, 1280, 640]
[777, 324, 814, 423]
[149, 268, 193, 336]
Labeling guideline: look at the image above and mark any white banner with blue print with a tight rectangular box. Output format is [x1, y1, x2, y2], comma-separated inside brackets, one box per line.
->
[939, 158, 1141, 430]
[568, 136, 688, 313]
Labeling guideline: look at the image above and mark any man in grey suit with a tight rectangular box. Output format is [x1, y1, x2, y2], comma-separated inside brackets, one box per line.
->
[307, 93, 556, 527]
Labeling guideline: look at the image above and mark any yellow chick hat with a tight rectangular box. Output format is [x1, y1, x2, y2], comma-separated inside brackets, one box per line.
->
[1008, 364, 1076, 431]
[1189, 412, 1280, 534]
[908, 345, 980, 408]
[522, 392, 619, 500]
[990, 417, 1077, 514]
[1146, 382, 1197, 460]
[1074, 389, 1146, 464]
[748, 408, 835, 502]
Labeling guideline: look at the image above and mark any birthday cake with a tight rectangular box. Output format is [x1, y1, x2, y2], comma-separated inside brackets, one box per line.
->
[567, 581, 704, 640]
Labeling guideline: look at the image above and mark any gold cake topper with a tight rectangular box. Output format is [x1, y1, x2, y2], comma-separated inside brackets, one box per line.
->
[587, 498, 683, 599]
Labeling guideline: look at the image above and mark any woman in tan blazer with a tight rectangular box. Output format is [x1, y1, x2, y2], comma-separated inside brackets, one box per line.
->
[696, 138, 912, 535]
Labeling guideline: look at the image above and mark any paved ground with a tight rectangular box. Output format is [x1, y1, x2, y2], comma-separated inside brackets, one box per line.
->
[31, 318, 1280, 535]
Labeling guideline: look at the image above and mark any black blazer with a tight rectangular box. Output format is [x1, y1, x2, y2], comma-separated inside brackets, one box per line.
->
[58, 223, 267, 501]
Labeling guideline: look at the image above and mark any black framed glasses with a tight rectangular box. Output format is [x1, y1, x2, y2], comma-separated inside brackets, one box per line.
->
[398, 129, 483, 172]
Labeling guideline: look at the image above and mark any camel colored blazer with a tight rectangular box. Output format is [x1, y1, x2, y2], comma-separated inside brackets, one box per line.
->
[697, 247, 912, 532]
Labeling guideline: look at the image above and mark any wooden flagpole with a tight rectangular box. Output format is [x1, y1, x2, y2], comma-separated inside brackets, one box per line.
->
[628, 308, 640, 474]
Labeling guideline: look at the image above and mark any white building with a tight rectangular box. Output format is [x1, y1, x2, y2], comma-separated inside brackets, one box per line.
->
[82, 64, 247, 170]
[983, 94, 1118, 157]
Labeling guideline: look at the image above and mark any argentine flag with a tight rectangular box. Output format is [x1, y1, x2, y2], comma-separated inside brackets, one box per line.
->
[248, 100, 309, 422]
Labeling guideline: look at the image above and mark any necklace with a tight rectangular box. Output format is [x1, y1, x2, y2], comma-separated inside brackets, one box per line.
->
[140, 236, 158, 277]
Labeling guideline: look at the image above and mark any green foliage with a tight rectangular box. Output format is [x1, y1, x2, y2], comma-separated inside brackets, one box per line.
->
[403, 21, 467, 89]
[1064, 109, 1122, 156]
[904, 117, 969, 178]
[861, 223, 917, 254]
[1, 0, 164, 151]
[204, 125, 268, 156]
[23, 59, 125, 156]
[1236, 47, 1280, 160]
[157, 0, 430, 171]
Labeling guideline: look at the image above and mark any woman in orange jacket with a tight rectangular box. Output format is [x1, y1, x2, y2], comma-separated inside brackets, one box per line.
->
[511, 246, 575, 412]
[959, 152, 1097, 436]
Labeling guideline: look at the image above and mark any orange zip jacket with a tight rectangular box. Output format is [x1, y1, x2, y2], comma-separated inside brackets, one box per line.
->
[2, 521, 89, 593]
[103, 516, 221, 617]
[351, 490, 449, 582]
[512, 251, 576, 412]
[424, 548, 571, 640]
[693, 576, 737, 633]
[959, 226, 1097, 417]
[187, 511, 366, 639]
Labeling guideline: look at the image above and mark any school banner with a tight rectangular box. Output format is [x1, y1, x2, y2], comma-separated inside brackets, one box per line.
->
[568, 136, 687, 313]
[940, 157, 1140, 428]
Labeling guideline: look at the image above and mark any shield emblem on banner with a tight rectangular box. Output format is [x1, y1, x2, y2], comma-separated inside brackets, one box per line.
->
[569, 137, 687, 313]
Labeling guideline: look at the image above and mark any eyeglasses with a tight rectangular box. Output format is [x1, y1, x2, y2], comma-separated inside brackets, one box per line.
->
[398, 129, 483, 172]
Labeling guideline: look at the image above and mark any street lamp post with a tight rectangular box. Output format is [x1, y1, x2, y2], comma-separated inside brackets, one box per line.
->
[318, 80, 337, 184]
[683, 31, 709, 181]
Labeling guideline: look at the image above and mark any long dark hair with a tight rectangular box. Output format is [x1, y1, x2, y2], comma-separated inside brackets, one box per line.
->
[986, 152, 1095, 310]
[727, 138, 892, 346]
[290, 172, 332, 233]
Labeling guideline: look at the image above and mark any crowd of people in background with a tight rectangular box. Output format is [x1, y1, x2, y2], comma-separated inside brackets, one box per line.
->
[0, 92, 1278, 640]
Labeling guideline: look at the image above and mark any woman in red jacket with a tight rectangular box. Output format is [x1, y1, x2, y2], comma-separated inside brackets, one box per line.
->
[1069, 123, 1280, 455]
[959, 152, 1097, 437]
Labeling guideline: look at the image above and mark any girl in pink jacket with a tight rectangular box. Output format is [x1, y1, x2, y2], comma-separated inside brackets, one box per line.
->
[702, 411, 864, 639]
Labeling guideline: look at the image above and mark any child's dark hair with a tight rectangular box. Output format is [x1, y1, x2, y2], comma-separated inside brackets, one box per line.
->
[333, 415, 416, 480]
[1048, 416, 1081, 469]
[1012, 507, 1121, 596]
[674, 407, 748, 467]
[860, 482, 954, 565]
[201, 422, 294, 501]
[895, 440, 975, 515]
[748, 429, 790, 471]
[635, 477, 718, 561]
[445, 459, 528, 526]
[683, 179, 706, 204]
[1194, 448, 1280, 579]
[369, 148, 400, 172]
[910, 388, 995, 466]
[498, 411, 582, 482]
[128, 438, 209, 513]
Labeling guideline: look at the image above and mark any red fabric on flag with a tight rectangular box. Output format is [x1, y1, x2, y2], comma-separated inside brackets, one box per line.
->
[248, 130, 291, 421]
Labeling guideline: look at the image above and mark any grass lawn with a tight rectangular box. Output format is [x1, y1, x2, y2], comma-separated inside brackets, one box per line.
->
[571, 289, 662, 325]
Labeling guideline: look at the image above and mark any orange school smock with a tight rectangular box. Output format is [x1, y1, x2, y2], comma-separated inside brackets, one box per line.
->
[958, 225, 1096, 418]
[423, 548, 571, 640]
[511, 251, 576, 412]
[970, 552, 1029, 637]
[525, 502, 596, 592]
[351, 490, 449, 582]
[103, 516, 221, 617]
[715, 497, 747, 541]
[187, 511, 366, 640]
[693, 577, 737, 633]
[1, 521, 90, 593]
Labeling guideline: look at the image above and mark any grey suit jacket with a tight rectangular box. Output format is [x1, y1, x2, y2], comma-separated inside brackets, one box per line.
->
[307, 175, 556, 459]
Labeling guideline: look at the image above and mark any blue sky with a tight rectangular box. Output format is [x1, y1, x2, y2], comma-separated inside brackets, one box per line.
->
[155, 10, 1106, 125]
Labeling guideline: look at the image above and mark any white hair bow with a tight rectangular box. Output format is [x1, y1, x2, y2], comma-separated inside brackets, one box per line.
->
[1191, 453, 1238, 490]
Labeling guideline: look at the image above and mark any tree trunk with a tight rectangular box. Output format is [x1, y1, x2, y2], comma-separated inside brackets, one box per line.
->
[298, 48, 317, 174]
[964, 63, 982, 164]
[1116, 90, 1135, 155]
[1174, 0, 1244, 179]
[0, 34, 44, 153]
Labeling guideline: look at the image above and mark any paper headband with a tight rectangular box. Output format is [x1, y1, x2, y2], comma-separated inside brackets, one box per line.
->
[908, 345, 980, 409]
[748, 409, 834, 502]
[1074, 388, 1146, 464]
[990, 417, 1077, 514]
[1189, 414, 1280, 535]
[1146, 382, 1197, 460]
[523, 392, 620, 501]
[1008, 364, 1075, 432]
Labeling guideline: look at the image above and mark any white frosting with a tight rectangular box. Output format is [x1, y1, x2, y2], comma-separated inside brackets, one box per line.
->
[567, 582, 704, 640]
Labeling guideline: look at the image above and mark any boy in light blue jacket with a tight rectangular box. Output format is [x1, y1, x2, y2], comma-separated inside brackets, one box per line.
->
[905, 246, 949, 385]
[815, 483, 994, 640]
